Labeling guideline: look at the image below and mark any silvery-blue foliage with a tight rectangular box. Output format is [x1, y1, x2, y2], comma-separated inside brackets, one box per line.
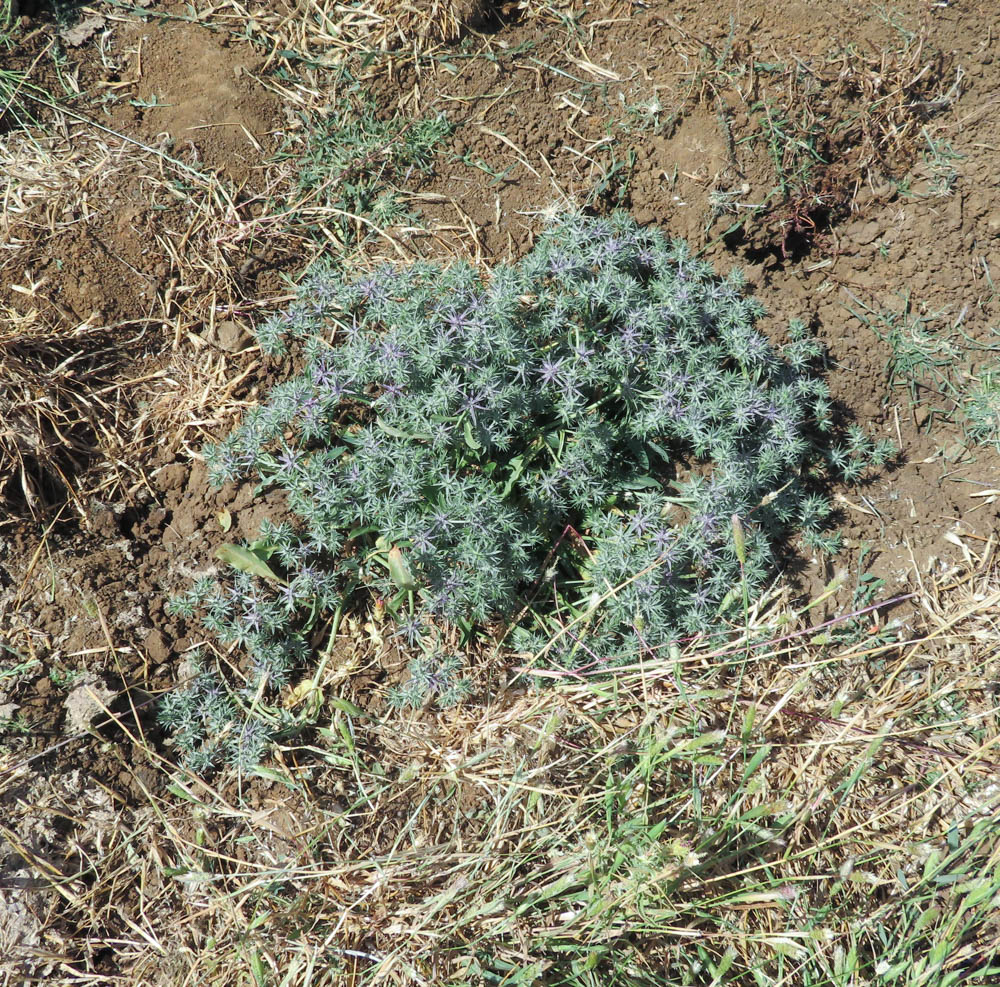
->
[163, 211, 891, 766]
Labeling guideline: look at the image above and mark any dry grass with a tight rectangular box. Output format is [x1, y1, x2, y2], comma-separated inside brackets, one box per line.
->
[0, 129, 135, 515]
[0, 111, 260, 512]
[4, 551, 999, 984]
[369, 0, 493, 48]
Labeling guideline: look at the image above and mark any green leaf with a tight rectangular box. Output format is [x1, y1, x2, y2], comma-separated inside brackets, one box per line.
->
[742, 743, 771, 782]
[500, 455, 527, 499]
[647, 439, 674, 463]
[463, 418, 481, 451]
[216, 543, 284, 585]
[386, 546, 418, 592]
[376, 418, 431, 441]
[620, 475, 661, 490]
[329, 697, 366, 717]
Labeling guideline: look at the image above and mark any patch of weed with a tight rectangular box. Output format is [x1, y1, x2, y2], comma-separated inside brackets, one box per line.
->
[845, 290, 1000, 452]
[961, 368, 1000, 452]
[272, 80, 452, 256]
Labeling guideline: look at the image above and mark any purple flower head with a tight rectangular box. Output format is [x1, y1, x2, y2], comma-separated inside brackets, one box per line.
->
[380, 338, 408, 363]
[311, 276, 338, 304]
[356, 275, 387, 305]
[443, 308, 482, 339]
[277, 582, 299, 611]
[304, 297, 329, 320]
[536, 472, 562, 503]
[434, 572, 467, 610]
[378, 382, 404, 406]
[321, 375, 348, 405]
[373, 263, 401, 289]
[597, 236, 623, 265]
[411, 528, 436, 555]
[510, 362, 532, 387]
[428, 420, 453, 447]
[657, 388, 683, 418]
[697, 511, 720, 541]
[394, 615, 426, 646]
[337, 314, 364, 345]
[697, 545, 719, 569]
[588, 219, 613, 243]
[423, 662, 454, 695]
[627, 508, 655, 537]
[459, 388, 489, 424]
[549, 252, 577, 277]
[430, 508, 454, 534]
[300, 395, 323, 428]
[652, 527, 675, 556]
[619, 322, 643, 354]
[557, 370, 584, 405]
[241, 602, 263, 634]
[636, 247, 656, 269]
[275, 447, 299, 476]
[538, 355, 565, 388]
[633, 574, 656, 601]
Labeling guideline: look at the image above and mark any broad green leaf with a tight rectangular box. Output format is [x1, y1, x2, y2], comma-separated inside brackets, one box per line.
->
[620, 475, 661, 490]
[329, 697, 366, 717]
[387, 546, 418, 591]
[376, 417, 431, 441]
[463, 418, 481, 451]
[216, 543, 284, 584]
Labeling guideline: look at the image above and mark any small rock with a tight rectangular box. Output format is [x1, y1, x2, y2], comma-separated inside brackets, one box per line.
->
[854, 221, 881, 246]
[64, 676, 115, 734]
[143, 629, 170, 665]
[203, 319, 251, 353]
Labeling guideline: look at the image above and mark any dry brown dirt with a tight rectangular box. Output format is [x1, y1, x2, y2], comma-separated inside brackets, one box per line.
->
[1, 0, 999, 978]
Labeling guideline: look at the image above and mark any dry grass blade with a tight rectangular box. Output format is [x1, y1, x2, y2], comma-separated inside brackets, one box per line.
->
[369, 0, 493, 48]
[1, 104, 288, 504]
[0, 303, 126, 517]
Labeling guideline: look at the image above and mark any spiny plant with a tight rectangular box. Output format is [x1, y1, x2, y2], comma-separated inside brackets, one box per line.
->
[157, 647, 278, 775]
[387, 652, 472, 710]
[161, 210, 891, 770]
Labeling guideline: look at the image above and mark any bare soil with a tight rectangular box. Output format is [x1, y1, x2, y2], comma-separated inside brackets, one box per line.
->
[2, 0, 999, 980]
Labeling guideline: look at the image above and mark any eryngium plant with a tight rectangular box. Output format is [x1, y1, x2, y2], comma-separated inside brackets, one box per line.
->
[164, 211, 890, 767]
